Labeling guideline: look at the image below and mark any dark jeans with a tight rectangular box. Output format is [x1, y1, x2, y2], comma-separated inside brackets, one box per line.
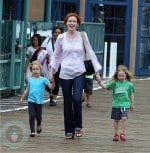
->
[52, 67, 60, 95]
[60, 74, 85, 135]
[28, 102, 42, 133]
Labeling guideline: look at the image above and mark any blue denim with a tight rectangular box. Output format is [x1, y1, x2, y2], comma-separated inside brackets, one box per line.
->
[60, 74, 84, 135]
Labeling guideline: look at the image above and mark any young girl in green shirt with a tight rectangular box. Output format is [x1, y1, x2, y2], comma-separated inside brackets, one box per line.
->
[98, 65, 135, 141]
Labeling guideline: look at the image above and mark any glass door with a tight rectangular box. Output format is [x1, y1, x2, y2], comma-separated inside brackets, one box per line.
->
[85, 0, 132, 68]
[135, 0, 150, 75]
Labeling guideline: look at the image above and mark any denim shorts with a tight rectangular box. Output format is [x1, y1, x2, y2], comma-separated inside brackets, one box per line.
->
[111, 108, 129, 120]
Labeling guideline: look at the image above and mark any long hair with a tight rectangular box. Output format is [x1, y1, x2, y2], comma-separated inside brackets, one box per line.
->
[112, 65, 133, 81]
[31, 34, 42, 47]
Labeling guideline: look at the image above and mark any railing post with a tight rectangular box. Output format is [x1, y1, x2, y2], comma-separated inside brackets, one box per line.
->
[44, 0, 52, 22]
[103, 42, 108, 78]
[20, 0, 29, 93]
[0, 0, 3, 51]
[9, 21, 17, 88]
[109, 42, 117, 78]
[0, 0, 3, 20]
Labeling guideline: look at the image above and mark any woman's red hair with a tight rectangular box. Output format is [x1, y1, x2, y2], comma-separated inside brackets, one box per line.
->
[64, 13, 81, 26]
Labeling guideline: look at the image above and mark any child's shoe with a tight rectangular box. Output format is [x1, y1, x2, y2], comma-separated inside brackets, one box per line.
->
[113, 134, 119, 141]
[30, 132, 35, 137]
[36, 125, 42, 134]
[120, 133, 126, 141]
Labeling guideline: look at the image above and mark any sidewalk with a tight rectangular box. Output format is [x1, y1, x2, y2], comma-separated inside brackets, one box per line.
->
[0, 78, 150, 153]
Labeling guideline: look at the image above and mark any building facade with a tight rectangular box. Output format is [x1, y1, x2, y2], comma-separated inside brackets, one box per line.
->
[1, 0, 150, 76]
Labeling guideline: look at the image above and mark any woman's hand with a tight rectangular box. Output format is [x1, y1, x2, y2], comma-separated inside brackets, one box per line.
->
[95, 72, 101, 83]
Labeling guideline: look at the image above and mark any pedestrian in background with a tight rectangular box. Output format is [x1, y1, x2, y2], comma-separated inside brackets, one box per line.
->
[41, 26, 64, 106]
[20, 61, 54, 137]
[50, 13, 102, 139]
[25, 34, 42, 81]
[83, 74, 94, 108]
[98, 65, 135, 141]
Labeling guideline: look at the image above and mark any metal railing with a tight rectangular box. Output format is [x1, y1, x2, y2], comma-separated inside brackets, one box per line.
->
[0, 20, 105, 92]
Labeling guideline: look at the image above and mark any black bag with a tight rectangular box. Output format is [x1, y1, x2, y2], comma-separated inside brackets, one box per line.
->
[84, 60, 95, 75]
[81, 32, 95, 75]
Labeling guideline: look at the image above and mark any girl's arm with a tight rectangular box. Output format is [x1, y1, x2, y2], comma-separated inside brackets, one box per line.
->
[130, 93, 135, 111]
[20, 85, 29, 105]
[98, 80, 107, 89]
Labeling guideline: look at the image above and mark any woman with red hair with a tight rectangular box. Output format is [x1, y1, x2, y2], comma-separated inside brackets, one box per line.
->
[50, 13, 102, 139]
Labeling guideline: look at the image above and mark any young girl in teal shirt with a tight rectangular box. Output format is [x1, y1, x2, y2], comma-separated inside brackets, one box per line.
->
[20, 61, 54, 137]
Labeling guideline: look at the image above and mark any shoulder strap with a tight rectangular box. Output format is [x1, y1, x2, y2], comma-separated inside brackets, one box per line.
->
[81, 31, 90, 60]
[47, 37, 51, 44]
[30, 47, 42, 63]
[51, 38, 54, 52]
[47, 37, 54, 52]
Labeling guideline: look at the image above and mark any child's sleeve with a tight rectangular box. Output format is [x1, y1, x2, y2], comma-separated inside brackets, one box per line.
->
[129, 83, 135, 94]
[106, 81, 115, 90]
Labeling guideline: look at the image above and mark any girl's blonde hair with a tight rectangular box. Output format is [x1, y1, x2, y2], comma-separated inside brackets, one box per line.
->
[29, 60, 42, 73]
[112, 65, 133, 81]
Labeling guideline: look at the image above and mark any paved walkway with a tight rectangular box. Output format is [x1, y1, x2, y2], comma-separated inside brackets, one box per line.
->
[0, 78, 150, 153]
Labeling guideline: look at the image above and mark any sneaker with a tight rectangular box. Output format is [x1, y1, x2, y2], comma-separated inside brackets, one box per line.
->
[65, 133, 74, 139]
[120, 133, 126, 141]
[36, 124, 42, 134]
[113, 134, 119, 141]
[49, 100, 57, 106]
[30, 132, 35, 137]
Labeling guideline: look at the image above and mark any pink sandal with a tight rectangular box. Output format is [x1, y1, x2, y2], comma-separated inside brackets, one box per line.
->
[120, 133, 126, 141]
[113, 134, 119, 141]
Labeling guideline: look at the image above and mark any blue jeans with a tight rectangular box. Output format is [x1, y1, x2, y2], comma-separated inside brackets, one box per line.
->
[60, 74, 84, 135]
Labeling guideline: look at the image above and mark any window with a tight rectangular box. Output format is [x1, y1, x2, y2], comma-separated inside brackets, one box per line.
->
[144, 0, 150, 3]
[139, 7, 150, 69]
[3, 0, 17, 20]
[52, 1, 78, 22]
[92, 3, 127, 66]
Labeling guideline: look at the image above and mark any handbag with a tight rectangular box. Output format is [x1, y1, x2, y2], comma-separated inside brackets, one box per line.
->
[81, 31, 95, 75]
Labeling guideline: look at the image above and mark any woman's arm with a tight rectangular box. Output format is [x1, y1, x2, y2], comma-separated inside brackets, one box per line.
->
[83, 32, 102, 72]
[95, 72, 102, 84]
[50, 34, 63, 74]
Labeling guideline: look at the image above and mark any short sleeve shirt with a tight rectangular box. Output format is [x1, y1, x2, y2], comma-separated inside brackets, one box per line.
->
[26, 46, 36, 57]
[107, 80, 135, 108]
[28, 76, 49, 104]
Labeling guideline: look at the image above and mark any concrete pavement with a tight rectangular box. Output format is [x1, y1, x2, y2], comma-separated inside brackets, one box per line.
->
[0, 78, 150, 153]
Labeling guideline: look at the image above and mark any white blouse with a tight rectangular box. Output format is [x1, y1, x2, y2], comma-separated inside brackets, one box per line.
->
[50, 32, 102, 79]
